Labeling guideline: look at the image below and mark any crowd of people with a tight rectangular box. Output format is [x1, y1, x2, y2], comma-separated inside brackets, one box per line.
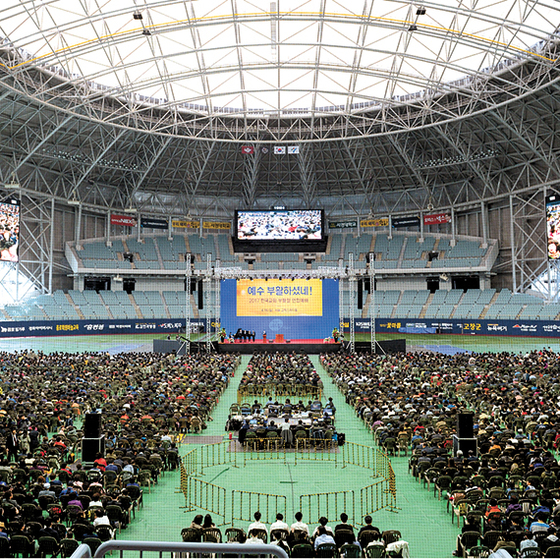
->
[184, 510, 407, 556]
[239, 352, 322, 389]
[321, 348, 560, 557]
[5, 342, 560, 557]
[0, 349, 240, 556]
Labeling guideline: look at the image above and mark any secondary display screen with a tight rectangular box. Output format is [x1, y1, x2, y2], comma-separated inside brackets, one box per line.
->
[236, 209, 323, 240]
[547, 196, 560, 259]
[0, 199, 20, 262]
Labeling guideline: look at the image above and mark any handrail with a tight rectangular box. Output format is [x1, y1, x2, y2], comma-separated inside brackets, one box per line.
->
[70, 540, 289, 558]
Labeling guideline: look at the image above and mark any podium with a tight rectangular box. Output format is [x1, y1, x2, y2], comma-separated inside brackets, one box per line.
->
[275, 334, 285, 343]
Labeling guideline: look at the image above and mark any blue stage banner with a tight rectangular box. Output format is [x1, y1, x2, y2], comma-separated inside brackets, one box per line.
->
[0, 318, 215, 338]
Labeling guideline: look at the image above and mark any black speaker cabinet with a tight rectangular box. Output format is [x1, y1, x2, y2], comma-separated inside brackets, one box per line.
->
[456, 412, 474, 439]
[357, 279, 363, 309]
[84, 413, 102, 438]
[198, 279, 204, 309]
[82, 436, 105, 463]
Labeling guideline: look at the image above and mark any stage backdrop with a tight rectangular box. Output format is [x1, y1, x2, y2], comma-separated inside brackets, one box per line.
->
[220, 278, 339, 340]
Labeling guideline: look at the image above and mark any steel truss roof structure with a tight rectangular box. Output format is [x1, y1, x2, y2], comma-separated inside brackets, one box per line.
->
[0, 1, 559, 296]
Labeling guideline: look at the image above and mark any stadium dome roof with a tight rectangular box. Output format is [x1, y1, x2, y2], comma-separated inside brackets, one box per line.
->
[1, 0, 560, 227]
[1, 0, 559, 141]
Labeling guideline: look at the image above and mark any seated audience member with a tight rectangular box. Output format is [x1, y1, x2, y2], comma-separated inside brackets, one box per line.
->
[270, 513, 289, 533]
[290, 511, 309, 535]
[312, 516, 334, 540]
[529, 512, 550, 534]
[248, 511, 268, 537]
[357, 515, 381, 547]
[334, 512, 356, 548]
[39, 517, 61, 541]
[93, 508, 112, 529]
[246, 528, 265, 544]
[314, 526, 336, 550]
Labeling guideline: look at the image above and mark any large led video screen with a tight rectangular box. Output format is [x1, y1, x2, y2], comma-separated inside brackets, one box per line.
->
[547, 196, 560, 259]
[220, 278, 339, 340]
[0, 199, 20, 262]
[235, 209, 323, 241]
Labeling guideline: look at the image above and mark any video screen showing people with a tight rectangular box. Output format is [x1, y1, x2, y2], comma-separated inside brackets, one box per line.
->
[236, 209, 323, 240]
[547, 199, 560, 259]
[0, 200, 19, 262]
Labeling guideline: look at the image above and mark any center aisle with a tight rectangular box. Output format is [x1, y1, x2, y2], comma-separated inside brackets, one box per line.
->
[310, 354, 461, 558]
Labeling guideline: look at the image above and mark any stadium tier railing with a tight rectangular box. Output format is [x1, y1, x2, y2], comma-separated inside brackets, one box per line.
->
[70, 540, 288, 558]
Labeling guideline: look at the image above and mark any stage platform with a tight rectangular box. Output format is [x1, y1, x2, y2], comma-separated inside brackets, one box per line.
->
[217, 339, 342, 354]
[153, 338, 342, 354]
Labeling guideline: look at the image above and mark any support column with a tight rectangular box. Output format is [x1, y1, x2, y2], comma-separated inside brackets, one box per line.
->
[48, 198, 55, 294]
[75, 204, 83, 250]
[339, 259, 345, 336]
[451, 207, 456, 245]
[509, 195, 517, 293]
[105, 211, 111, 246]
[185, 254, 191, 355]
[349, 253, 355, 354]
[206, 253, 212, 354]
[481, 201, 488, 249]
[369, 253, 376, 354]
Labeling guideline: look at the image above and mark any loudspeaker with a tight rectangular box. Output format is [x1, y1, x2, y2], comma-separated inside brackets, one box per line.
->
[456, 412, 474, 439]
[82, 436, 105, 463]
[84, 413, 102, 438]
[357, 279, 363, 309]
[198, 279, 203, 309]
[363, 277, 371, 293]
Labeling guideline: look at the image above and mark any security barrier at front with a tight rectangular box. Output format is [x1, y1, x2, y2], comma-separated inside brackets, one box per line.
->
[180, 439, 397, 526]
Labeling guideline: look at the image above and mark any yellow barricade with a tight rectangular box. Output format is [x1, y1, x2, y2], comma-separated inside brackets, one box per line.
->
[232, 490, 287, 525]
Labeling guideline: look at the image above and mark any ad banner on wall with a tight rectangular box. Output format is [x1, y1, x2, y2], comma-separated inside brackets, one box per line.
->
[355, 318, 553, 337]
[392, 216, 420, 228]
[111, 214, 138, 227]
[141, 217, 168, 229]
[423, 213, 451, 225]
[0, 318, 213, 338]
[2, 316, 560, 340]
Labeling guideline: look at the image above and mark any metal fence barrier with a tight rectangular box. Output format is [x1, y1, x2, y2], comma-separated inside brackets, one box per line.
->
[180, 439, 396, 526]
[187, 477, 227, 524]
[300, 490, 355, 526]
[232, 490, 287, 525]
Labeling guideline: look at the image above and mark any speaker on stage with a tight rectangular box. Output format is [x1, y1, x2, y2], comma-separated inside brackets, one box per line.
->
[84, 413, 102, 438]
[456, 412, 474, 439]
[198, 279, 203, 309]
